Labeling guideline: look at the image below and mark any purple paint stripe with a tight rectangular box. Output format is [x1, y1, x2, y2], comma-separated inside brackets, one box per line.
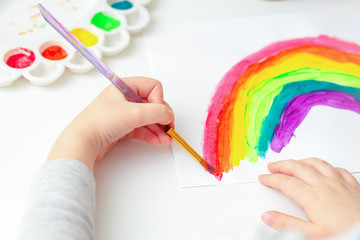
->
[271, 90, 360, 153]
[203, 35, 360, 166]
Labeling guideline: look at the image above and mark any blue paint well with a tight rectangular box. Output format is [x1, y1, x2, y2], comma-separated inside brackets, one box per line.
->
[111, 1, 133, 10]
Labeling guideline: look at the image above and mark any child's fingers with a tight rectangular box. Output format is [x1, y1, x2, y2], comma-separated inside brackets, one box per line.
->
[163, 100, 175, 129]
[120, 78, 175, 126]
[123, 77, 164, 103]
[147, 81, 164, 104]
[335, 167, 360, 187]
[143, 124, 172, 145]
[163, 100, 174, 115]
[262, 211, 315, 236]
[126, 102, 174, 127]
[267, 160, 322, 185]
[127, 126, 171, 146]
[125, 127, 161, 145]
[300, 158, 342, 180]
[258, 173, 308, 207]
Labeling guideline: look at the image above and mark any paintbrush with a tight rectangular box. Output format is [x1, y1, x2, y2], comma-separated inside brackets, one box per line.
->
[38, 4, 222, 179]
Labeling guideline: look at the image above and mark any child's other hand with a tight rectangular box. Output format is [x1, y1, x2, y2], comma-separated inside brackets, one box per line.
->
[259, 158, 360, 239]
[47, 77, 174, 172]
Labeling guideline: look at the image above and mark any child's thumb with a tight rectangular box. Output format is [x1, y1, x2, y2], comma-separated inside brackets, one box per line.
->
[127, 102, 174, 128]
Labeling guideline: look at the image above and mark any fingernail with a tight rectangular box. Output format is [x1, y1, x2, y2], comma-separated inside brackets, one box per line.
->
[262, 212, 274, 225]
[168, 109, 174, 117]
[168, 110, 175, 122]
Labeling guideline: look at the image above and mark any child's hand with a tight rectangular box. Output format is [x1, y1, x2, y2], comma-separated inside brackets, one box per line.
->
[259, 158, 360, 239]
[47, 77, 174, 172]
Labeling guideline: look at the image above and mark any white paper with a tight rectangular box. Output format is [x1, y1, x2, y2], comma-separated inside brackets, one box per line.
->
[145, 12, 360, 188]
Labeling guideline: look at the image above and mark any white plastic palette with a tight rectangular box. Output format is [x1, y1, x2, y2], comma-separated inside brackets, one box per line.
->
[0, 0, 151, 86]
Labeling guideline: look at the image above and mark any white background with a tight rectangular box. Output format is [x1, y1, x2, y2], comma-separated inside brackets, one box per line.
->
[1, 0, 360, 240]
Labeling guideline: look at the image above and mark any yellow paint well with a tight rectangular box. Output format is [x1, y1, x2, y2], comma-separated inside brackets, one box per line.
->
[71, 28, 99, 47]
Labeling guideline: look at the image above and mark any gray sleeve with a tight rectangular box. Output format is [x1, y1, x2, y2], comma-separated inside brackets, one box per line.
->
[18, 159, 96, 240]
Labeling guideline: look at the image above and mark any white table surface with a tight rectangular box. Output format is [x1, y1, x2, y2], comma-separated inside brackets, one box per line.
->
[2, 1, 360, 239]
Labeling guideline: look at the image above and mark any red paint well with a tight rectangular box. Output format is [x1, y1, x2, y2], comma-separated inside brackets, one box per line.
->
[6, 48, 35, 69]
[42, 45, 68, 60]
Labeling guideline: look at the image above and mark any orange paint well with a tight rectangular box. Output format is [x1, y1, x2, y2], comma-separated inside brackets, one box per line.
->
[42, 45, 68, 60]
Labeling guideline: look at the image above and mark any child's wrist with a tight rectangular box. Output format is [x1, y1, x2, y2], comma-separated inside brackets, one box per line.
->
[47, 120, 101, 172]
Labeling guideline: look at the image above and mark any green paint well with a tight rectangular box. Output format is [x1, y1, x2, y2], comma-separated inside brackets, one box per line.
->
[91, 12, 121, 32]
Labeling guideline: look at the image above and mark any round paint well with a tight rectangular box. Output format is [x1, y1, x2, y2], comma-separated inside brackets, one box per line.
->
[91, 12, 121, 32]
[41, 46, 68, 61]
[107, 0, 136, 12]
[110, 0, 134, 10]
[39, 41, 71, 62]
[71, 28, 99, 47]
[4, 48, 35, 69]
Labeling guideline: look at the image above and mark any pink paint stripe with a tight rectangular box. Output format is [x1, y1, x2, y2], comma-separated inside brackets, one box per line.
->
[203, 35, 360, 167]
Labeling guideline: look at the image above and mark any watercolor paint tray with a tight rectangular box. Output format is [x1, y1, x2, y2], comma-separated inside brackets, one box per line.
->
[0, 0, 151, 87]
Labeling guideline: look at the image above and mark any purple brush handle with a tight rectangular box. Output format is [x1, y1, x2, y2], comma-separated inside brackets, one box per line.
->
[111, 75, 146, 103]
[38, 3, 144, 103]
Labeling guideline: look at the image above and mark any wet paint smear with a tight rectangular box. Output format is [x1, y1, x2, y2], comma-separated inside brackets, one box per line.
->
[70, 28, 98, 47]
[5, 48, 35, 69]
[203, 35, 360, 178]
[41, 45, 68, 60]
[111, 1, 133, 10]
[91, 12, 121, 32]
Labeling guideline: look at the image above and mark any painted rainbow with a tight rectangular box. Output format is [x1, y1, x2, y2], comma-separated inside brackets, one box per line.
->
[203, 35, 360, 176]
